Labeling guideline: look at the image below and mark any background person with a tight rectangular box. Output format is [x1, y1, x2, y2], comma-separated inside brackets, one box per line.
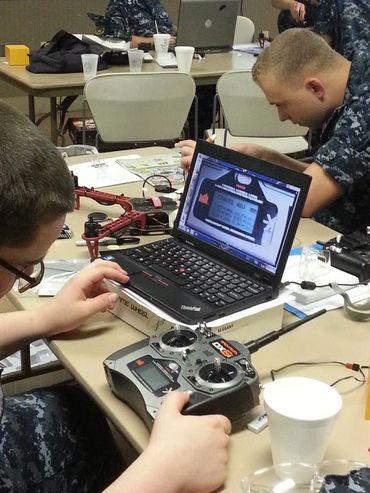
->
[0, 99, 231, 493]
[88, 0, 176, 48]
[313, 0, 370, 60]
[271, 0, 317, 33]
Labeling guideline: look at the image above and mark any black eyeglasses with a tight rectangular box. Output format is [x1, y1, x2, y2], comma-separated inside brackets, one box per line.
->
[0, 258, 45, 293]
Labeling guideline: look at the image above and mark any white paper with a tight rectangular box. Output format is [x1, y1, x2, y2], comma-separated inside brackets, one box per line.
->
[75, 34, 129, 52]
[108, 281, 291, 330]
[68, 156, 142, 188]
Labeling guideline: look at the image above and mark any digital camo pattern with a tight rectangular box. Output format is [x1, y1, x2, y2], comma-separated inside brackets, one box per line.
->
[88, 0, 174, 41]
[314, 0, 370, 60]
[0, 384, 122, 492]
[313, 49, 370, 234]
[277, 0, 316, 33]
[319, 467, 370, 493]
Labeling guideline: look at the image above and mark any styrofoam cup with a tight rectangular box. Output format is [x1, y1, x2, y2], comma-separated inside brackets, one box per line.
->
[81, 54, 99, 81]
[263, 377, 342, 467]
[175, 46, 194, 73]
[153, 33, 171, 57]
[128, 49, 144, 72]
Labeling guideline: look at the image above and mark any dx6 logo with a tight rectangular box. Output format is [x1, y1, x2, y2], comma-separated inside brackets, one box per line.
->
[211, 339, 239, 359]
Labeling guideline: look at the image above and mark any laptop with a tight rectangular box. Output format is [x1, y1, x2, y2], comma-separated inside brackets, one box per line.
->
[101, 140, 311, 324]
[175, 0, 240, 53]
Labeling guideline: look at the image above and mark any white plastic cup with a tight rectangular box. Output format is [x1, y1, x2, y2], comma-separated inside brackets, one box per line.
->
[81, 54, 99, 81]
[153, 33, 171, 57]
[263, 377, 342, 467]
[175, 46, 195, 73]
[298, 245, 331, 282]
[128, 49, 144, 72]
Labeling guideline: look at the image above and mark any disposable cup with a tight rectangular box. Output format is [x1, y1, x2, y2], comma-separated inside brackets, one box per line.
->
[175, 46, 195, 73]
[128, 49, 144, 72]
[153, 33, 171, 57]
[263, 377, 342, 468]
[81, 54, 99, 81]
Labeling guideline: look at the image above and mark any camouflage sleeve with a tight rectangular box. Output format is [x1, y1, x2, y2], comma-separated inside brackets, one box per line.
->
[314, 0, 335, 41]
[103, 0, 132, 40]
[320, 467, 370, 493]
[314, 98, 370, 191]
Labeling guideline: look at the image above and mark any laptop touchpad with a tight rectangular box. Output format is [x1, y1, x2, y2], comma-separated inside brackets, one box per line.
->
[130, 271, 214, 320]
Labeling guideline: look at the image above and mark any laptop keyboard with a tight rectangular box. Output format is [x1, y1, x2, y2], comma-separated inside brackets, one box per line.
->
[123, 238, 267, 308]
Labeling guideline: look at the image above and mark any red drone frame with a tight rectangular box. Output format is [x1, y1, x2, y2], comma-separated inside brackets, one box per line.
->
[74, 185, 148, 259]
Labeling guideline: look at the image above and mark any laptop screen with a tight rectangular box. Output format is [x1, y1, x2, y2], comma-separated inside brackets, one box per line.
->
[176, 142, 310, 280]
[176, 0, 239, 50]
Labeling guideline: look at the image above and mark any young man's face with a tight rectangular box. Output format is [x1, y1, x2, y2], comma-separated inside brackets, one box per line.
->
[258, 76, 328, 129]
[0, 215, 65, 298]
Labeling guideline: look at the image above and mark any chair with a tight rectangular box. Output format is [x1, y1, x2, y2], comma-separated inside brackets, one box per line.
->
[83, 72, 196, 149]
[233, 16, 255, 45]
[209, 70, 309, 154]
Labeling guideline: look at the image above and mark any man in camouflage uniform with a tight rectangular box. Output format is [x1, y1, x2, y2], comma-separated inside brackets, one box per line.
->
[88, 0, 176, 47]
[251, 29, 370, 234]
[177, 29, 370, 234]
[0, 99, 231, 492]
[314, 0, 370, 60]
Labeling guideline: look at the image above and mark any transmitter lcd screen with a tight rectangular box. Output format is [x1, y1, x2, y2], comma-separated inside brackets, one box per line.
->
[134, 361, 170, 392]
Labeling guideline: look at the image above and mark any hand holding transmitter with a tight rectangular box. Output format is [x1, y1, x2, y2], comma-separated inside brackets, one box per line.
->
[104, 324, 260, 428]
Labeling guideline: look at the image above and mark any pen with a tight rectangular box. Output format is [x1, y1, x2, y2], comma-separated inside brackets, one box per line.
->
[206, 133, 217, 144]
[76, 237, 140, 246]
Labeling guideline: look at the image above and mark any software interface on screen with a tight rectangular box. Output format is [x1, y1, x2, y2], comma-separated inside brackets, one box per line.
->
[177, 152, 302, 275]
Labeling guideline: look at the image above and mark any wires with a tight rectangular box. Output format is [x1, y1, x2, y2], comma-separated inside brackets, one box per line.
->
[283, 280, 368, 290]
[270, 361, 369, 388]
[141, 174, 175, 198]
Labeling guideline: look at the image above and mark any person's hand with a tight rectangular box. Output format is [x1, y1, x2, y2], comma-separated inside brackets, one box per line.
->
[146, 392, 231, 493]
[231, 142, 269, 159]
[39, 259, 129, 337]
[290, 0, 306, 22]
[175, 139, 196, 173]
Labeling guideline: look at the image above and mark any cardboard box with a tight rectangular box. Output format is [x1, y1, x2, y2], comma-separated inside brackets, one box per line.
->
[107, 283, 284, 344]
[5, 45, 29, 65]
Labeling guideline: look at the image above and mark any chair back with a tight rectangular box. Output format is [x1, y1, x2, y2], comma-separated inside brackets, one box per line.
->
[84, 72, 196, 143]
[233, 16, 255, 45]
[217, 70, 307, 137]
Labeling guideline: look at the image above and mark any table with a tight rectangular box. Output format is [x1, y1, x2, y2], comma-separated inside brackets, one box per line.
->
[0, 51, 255, 143]
[12, 149, 370, 492]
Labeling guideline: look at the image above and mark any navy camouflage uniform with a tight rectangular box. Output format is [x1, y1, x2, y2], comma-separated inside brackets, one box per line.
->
[319, 467, 370, 493]
[87, 0, 175, 41]
[277, 0, 316, 33]
[314, 0, 370, 60]
[313, 49, 370, 234]
[0, 382, 123, 492]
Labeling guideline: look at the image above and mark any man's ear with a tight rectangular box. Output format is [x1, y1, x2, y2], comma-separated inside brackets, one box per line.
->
[304, 77, 325, 100]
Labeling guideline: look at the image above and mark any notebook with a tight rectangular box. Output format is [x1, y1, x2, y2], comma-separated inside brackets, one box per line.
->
[101, 140, 311, 324]
[176, 0, 239, 52]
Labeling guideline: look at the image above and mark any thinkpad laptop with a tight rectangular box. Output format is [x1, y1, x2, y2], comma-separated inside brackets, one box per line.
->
[101, 140, 311, 324]
[176, 0, 239, 52]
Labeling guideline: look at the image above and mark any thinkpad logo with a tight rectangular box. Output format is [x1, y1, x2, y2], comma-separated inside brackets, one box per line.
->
[181, 305, 201, 312]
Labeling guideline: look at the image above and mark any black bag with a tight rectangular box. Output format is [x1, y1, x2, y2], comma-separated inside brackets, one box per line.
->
[27, 30, 108, 73]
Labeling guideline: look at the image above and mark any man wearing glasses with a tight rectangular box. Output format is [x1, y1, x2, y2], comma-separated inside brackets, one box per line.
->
[0, 100, 230, 492]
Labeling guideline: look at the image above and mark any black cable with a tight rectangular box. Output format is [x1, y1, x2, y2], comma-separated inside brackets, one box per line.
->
[142, 174, 174, 198]
[283, 280, 368, 290]
[270, 361, 369, 388]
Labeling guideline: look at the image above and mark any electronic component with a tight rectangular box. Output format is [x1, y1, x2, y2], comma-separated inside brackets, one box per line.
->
[247, 412, 268, 433]
[323, 231, 370, 282]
